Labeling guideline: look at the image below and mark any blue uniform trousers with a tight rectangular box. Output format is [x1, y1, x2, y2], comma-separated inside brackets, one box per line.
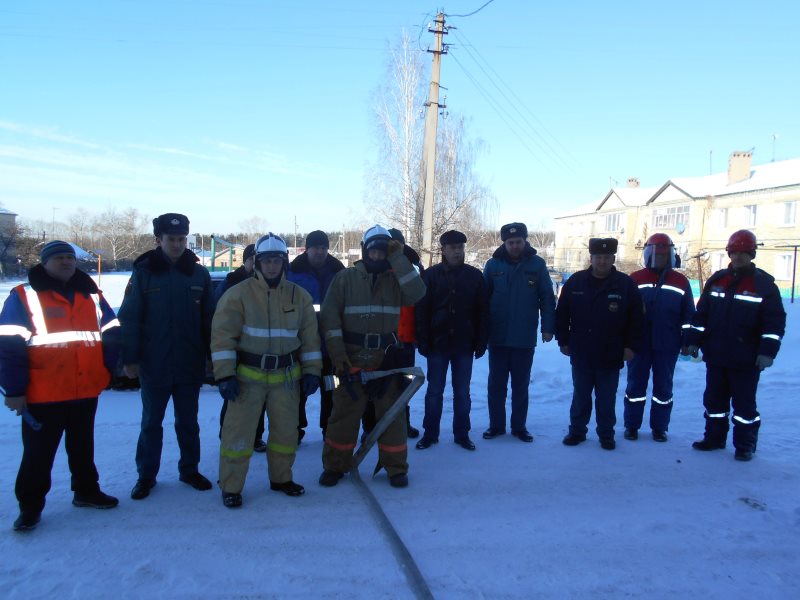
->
[422, 350, 474, 441]
[487, 345, 535, 433]
[624, 347, 679, 432]
[702, 364, 761, 452]
[136, 381, 202, 479]
[569, 366, 620, 441]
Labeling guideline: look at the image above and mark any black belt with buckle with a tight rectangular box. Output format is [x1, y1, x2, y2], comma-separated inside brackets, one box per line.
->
[342, 330, 398, 350]
[237, 351, 295, 371]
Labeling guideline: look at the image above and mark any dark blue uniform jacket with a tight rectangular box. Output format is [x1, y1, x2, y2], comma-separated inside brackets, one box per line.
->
[630, 267, 695, 352]
[555, 266, 644, 370]
[118, 248, 213, 385]
[686, 264, 785, 369]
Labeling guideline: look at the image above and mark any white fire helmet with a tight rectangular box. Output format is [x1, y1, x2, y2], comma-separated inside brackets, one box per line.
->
[361, 224, 392, 251]
[255, 233, 288, 259]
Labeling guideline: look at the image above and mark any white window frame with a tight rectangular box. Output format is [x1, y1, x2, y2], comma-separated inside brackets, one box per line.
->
[711, 252, 726, 273]
[715, 207, 728, 228]
[782, 201, 797, 226]
[652, 205, 690, 230]
[775, 254, 793, 280]
[603, 212, 622, 233]
[744, 204, 757, 227]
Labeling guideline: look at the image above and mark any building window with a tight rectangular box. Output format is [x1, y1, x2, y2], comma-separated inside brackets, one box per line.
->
[744, 204, 757, 227]
[603, 213, 621, 232]
[715, 208, 728, 228]
[783, 201, 797, 226]
[711, 252, 726, 272]
[652, 205, 690, 230]
[775, 254, 793, 280]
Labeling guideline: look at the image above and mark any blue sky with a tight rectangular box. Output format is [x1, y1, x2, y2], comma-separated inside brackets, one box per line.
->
[1, 0, 799, 235]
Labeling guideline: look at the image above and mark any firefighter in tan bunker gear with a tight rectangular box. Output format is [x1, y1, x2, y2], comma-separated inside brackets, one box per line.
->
[318, 225, 426, 488]
[212, 233, 322, 508]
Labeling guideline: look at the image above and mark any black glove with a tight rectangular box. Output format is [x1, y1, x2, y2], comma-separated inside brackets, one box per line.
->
[302, 374, 320, 397]
[417, 343, 429, 358]
[474, 346, 487, 360]
[218, 377, 240, 402]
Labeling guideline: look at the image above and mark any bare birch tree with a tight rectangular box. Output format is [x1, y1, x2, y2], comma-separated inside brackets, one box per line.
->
[367, 30, 494, 257]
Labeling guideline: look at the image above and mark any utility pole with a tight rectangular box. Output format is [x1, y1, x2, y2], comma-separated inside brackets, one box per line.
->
[419, 12, 448, 268]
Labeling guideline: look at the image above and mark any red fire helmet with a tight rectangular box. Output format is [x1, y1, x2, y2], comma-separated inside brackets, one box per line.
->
[725, 229, 757, 256]
[643, 233, 678, 268]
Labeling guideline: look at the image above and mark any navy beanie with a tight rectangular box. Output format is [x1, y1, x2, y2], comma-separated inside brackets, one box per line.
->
[305, 230, 329, 249]
[440, 230, 467, 246]
[40, 240, 76, 264]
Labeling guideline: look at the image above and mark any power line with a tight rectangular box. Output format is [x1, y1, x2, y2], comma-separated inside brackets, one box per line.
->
[447, 0, 497, 19]
[452, 28, 580, 170]
[449, 50, 550, 169]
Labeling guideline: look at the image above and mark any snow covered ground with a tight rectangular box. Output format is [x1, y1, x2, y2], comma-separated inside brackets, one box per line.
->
[1, 272, 798, 599]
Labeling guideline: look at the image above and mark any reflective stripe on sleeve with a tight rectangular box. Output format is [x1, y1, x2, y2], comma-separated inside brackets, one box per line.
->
[761, 334, 781, 341]
[300, 351, 322, 361]
[681, 324, 691, 329]
[313, 304, 321, 312]
[100, 318, 121, 332]
[327, 329, 343, 338]
[710, 291, 725, 299]
[211, 350, 237, 361]
[397, 270, 418, 285]
[638, 284, 656, 290]
[0, 324, 33, 340]
[691, 325, 705, 332]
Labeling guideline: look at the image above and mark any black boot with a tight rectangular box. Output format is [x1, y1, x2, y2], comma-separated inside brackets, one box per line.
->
[482, 427, 505, 440]
[455, 437, 476, 451]
[651, 430, 668, 443]
[130, 478, 157, 500]
[73, 490, 119, 509]
[179, 472, 213, 491]
[599, 438, 616, 450]
[270, 481, 305, 496]
[623, 428, 638, 441]
[389, 473, 409, 488]
[415, 436, 438, 450]
[692, 437, 726, 451]
[222, 492, 242, 508]
[13, 511, 41, 532]
[319, 470, 344, 487]
[562, 433, 586, 446]
[734, 449, 754, 461]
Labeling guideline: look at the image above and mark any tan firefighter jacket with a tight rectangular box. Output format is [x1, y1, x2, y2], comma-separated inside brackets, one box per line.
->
[320, 251, 426, 370]
[211, 271, 322, 382]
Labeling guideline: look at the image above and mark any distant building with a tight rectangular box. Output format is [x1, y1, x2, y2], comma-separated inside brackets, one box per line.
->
[554, 153, 800, 289]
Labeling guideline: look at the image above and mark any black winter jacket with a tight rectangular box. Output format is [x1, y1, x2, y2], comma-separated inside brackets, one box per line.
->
[416, 261, 489, 355]
[555, 267, 644, 370]
[686, 264, 785, 369]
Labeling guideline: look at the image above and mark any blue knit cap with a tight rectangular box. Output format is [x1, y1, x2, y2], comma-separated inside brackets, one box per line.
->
[40, 240, 76, 264]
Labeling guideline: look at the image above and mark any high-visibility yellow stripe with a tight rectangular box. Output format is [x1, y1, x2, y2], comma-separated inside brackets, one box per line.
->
[220, 446, 254, 459]
[267, 441, 296, 454]
[237, 363, 301, 383]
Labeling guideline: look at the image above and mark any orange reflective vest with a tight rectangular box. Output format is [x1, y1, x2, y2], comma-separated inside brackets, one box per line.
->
[15, 284, 112, 403]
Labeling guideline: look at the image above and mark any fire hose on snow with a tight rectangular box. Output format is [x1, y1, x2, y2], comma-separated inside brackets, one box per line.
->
[328, 366, 434, 600]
